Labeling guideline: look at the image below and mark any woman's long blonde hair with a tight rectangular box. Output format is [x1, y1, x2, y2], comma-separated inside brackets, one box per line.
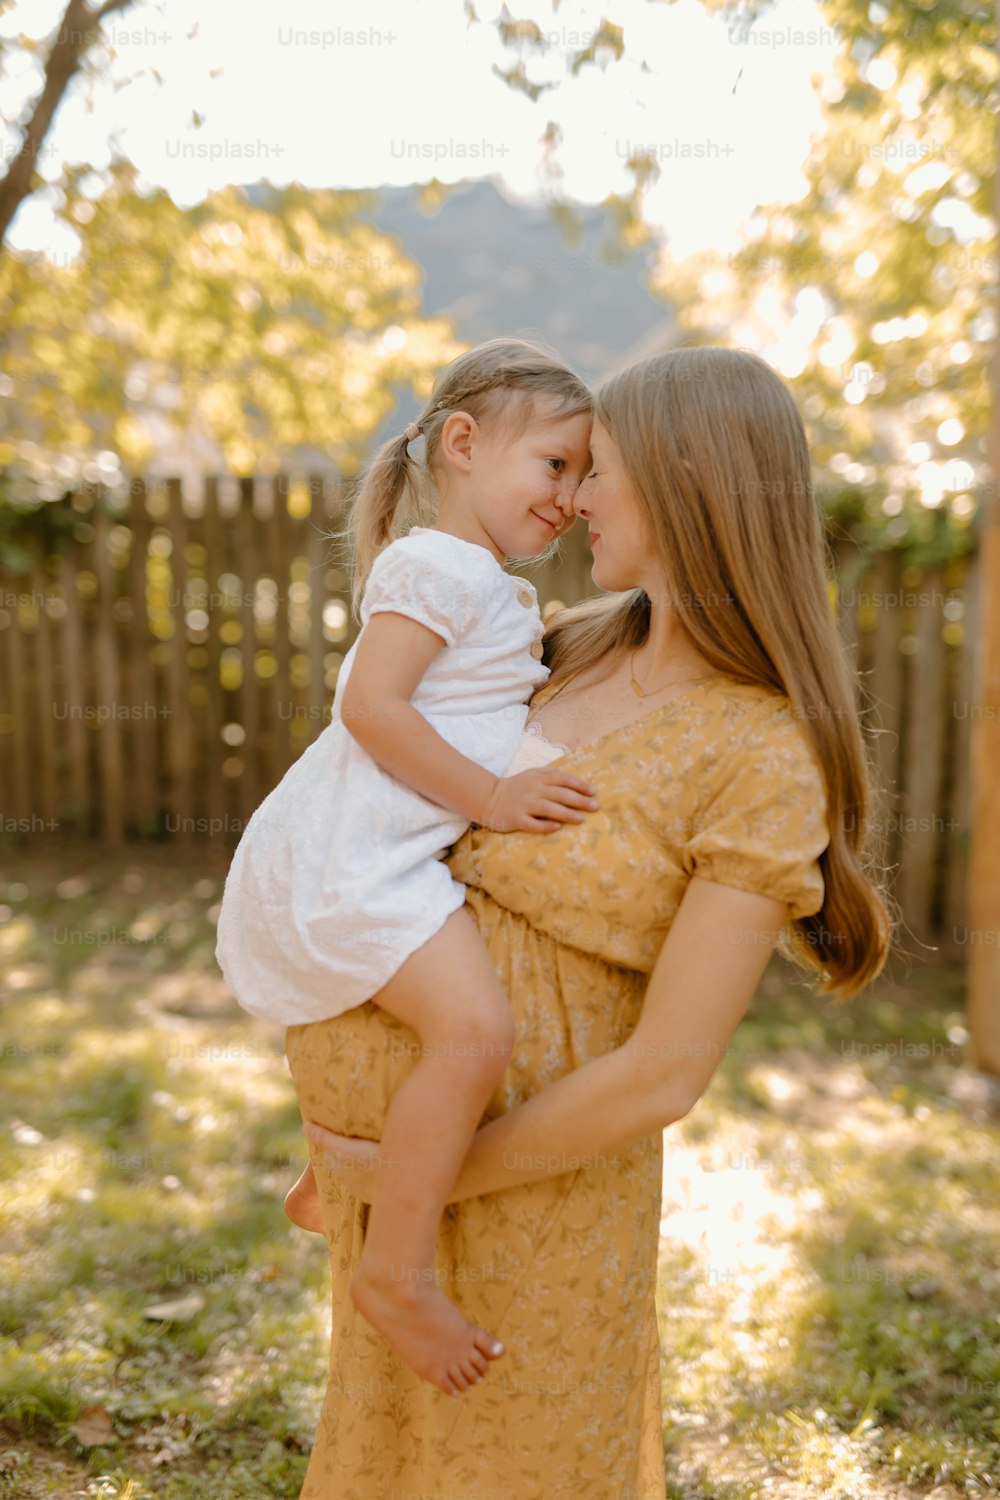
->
[338, 338, 592, 618]
[545, 347, 893, 997]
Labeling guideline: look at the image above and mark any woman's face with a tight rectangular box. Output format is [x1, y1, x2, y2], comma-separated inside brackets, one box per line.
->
[569, 418, 653, 594]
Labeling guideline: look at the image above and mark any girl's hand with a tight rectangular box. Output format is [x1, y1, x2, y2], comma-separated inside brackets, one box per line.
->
[303, 1121, 386, 1205]
[480, 769, 599, 834]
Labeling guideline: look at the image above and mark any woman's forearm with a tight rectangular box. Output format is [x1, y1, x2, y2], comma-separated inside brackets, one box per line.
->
[444, 1045, 681, 1202]
[442, 878, 774, 1203]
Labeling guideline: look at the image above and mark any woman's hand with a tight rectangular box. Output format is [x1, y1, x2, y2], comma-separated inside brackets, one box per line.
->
[304, 1121, 387, 1205]
[480, 768, 599, 834]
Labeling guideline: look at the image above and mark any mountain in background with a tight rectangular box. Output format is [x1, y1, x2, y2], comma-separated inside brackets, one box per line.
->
[364, 177, 676, 437]
[138, 177, 675, 478]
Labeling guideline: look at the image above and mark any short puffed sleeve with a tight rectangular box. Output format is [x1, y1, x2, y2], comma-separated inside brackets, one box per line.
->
[360, 534, 483, 648]
[681, 709, 830, 920]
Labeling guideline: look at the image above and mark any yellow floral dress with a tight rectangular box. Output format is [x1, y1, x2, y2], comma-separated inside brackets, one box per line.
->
[284, 674, 830, 1499]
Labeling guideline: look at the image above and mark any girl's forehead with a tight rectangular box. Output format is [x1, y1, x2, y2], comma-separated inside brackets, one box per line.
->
[526, 406, 593, 438]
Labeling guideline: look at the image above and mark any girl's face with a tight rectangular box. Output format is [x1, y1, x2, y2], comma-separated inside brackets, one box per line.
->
[441, 399, 593, 562]
[571, 419, 653, 594]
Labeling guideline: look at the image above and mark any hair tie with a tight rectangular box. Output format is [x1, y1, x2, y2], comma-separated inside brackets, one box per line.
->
[402, 423, 420, 443]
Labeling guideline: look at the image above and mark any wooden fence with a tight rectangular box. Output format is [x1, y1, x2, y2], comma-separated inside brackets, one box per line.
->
[0, 477, 980, 949]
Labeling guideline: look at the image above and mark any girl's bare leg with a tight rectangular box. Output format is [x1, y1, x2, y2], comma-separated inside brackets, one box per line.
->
[345, 906, 514, 1396]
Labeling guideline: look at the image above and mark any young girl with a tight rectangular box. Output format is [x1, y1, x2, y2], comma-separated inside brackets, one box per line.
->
[215, 340, 597, 1397]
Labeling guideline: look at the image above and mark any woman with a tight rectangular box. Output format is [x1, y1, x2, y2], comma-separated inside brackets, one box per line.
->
[286, 348, 892, 1498]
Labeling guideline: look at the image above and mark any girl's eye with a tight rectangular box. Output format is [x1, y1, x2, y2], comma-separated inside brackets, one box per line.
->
[547, 458, 565, 473]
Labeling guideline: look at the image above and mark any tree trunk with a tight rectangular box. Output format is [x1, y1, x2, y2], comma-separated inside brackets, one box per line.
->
[0, 0, 135, 251]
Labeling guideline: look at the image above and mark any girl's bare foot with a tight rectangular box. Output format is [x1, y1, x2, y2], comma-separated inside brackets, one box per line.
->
[283, 1164, 326, 1234]
[350, 1264, 505, 1395]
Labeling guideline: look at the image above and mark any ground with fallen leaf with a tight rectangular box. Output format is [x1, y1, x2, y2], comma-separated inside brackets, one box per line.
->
[1, 847, 998, 1499]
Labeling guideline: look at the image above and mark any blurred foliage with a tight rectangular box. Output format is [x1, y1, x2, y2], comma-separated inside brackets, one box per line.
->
[0, 0, 206, 256]
[0, 474, 82, 571]
[1, 0, 994, 574]
[658, 0, 995, 565]
[0, 160, 460, 488]
[489, 0, 995, 564]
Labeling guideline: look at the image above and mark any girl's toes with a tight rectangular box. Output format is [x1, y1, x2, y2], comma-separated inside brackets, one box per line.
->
[473, 1328, 505, 1359]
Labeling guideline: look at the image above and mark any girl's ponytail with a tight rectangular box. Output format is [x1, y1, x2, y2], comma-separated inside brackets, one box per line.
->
[340, 424, 426, 619]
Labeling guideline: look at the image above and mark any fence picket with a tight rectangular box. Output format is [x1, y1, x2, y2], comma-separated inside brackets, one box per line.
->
[32, 564, 57, 829]
[867, 551, 904, 874]
[270, 474, 293, 783]
[307, 475, 329, 730]
[165, 479, 194, 844]
[201, 477, 226, 836]
[945, 551, 979, 947]
[2, 587, 30, 828]
[60, 550, 88, 834]
[92, 504, 125, 845]
[236, 477, 260, 825]
[126, 481, 158, 833]
[897, 568, 946, 938]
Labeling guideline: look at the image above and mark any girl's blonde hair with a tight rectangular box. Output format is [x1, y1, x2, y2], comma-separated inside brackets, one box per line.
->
[544, 347, 893, 997]
[339, 338, 593, 617]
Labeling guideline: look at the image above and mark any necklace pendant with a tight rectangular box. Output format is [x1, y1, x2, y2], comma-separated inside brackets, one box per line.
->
[629, 676, 646, 699]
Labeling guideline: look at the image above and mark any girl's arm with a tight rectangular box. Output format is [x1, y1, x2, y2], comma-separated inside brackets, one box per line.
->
[307, 877, 789, 1201]
[341, 611, 596, 829]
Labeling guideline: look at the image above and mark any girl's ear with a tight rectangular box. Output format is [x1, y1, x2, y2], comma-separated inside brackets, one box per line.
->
[438, 411, 478, 471]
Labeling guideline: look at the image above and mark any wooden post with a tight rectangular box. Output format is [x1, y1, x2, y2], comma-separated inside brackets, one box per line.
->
[967, 50, 1000, 1076]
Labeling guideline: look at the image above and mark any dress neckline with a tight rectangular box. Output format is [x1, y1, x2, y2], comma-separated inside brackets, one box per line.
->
[408, 526, 535, 595]
[523, 719, 571, 755]
[526, 669, 731, 761]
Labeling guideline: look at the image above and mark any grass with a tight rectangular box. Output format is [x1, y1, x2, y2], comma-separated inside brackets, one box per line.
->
[2, 846, 999, 1498]
[657, 952, 1000, 1498]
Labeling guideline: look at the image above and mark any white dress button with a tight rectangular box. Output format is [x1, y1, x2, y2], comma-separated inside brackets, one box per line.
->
[530, 639, 544, 659]
[517, 587, 534, 608]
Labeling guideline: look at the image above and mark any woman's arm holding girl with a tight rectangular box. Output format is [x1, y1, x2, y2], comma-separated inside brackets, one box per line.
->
[308, 876, 788, 1201]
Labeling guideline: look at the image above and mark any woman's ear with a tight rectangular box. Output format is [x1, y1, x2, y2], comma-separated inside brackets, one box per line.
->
[438, 411, 478, 472]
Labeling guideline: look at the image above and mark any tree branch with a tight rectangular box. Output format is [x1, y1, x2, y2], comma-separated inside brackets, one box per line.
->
[0, 0, 138, 251]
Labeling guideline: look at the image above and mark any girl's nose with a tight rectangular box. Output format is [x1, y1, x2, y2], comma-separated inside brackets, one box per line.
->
[553, 480, 576, 517]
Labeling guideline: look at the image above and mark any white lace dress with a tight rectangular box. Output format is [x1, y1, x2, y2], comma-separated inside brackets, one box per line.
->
[215, 527, 562, 1026]
[505, 717, 570, 774]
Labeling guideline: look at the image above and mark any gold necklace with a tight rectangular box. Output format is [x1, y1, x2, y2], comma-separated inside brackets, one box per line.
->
[628, 649, 715, 700]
